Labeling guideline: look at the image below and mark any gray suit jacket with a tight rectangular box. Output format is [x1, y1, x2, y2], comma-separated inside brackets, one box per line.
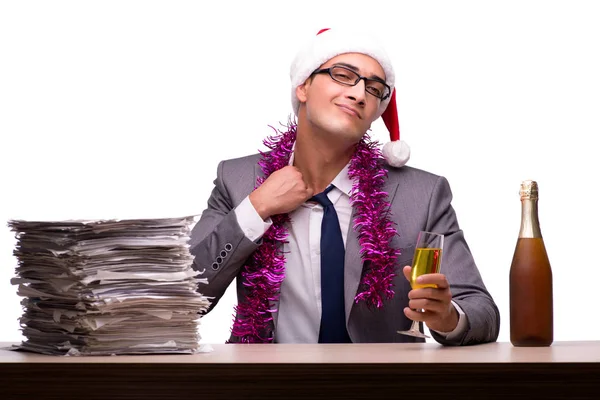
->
[189, 153, 500, 345]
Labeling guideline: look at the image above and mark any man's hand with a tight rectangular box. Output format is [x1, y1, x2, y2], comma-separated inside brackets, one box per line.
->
[402, 265, 459, 333]
[249, 166, 314, 220]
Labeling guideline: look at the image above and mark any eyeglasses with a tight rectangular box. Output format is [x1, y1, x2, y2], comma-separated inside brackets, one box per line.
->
[311, 65, 391, 100]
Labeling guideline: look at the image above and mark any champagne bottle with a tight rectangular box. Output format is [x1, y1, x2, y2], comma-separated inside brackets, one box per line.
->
[509, 180, 553, 346]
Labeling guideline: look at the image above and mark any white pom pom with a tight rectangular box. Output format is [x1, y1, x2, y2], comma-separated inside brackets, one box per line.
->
[382, 140, 410, 167]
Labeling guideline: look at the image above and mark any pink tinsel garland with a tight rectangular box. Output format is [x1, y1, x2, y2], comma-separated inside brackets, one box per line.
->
[231, 123, 400, 343]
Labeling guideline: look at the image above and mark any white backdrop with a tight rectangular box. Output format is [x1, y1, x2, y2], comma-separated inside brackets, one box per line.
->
[1, 1, 599, 344]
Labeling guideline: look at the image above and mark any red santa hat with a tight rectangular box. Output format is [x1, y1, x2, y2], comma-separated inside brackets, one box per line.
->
[290, 28, 410, 167]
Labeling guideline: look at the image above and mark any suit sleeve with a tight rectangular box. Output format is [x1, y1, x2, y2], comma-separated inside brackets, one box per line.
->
[426, 176, 501, 346]
[188, 160, 262, 314]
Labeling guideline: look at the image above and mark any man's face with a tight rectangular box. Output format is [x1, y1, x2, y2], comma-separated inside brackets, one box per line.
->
[296, 52, 386, 143]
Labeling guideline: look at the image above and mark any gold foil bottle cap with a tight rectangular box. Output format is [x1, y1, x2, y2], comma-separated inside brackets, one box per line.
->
[520, 180, 539, 200]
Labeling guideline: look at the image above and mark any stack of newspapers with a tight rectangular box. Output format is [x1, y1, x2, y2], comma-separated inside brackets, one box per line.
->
[8, 216, 210, 355]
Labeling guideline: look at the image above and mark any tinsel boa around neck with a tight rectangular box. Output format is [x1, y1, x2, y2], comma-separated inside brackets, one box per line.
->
[230, 122, 401, 343]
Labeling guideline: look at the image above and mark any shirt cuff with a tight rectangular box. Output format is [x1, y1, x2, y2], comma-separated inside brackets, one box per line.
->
[431, 300, 468, 340]
[234, 196, 273, 242]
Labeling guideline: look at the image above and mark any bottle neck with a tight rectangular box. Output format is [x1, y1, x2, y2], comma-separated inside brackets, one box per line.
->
[519, 199, 542, 238]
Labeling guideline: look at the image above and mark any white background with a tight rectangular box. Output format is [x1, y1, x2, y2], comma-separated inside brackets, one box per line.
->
[1, 1, 599, 344]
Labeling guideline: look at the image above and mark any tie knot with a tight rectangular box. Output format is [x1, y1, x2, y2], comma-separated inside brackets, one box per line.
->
[310, 185, 334, 207]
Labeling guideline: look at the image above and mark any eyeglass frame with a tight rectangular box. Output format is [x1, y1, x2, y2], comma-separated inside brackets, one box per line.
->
[310, 65, 392, 100]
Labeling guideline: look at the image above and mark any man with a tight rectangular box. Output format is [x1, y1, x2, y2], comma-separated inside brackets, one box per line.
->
[189, 28, 500, 345]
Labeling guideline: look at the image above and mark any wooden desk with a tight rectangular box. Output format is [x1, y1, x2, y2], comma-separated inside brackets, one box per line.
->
[1, 341, 599, 399]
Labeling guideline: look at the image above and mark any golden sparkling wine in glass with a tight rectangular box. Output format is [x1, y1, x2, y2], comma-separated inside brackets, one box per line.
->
[410, 248, 442, 289]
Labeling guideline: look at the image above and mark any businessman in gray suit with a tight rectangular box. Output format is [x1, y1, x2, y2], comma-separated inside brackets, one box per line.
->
[189, 28, 500, 345]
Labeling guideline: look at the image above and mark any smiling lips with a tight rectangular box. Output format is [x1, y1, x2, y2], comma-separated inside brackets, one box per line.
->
[336, 104, 362, 119]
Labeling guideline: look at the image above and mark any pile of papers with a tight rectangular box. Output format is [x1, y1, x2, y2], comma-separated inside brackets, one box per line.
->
[8, 216, 211, 355]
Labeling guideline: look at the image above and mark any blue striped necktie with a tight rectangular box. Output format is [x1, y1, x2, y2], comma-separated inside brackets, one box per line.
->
[310, 185, 351, 343]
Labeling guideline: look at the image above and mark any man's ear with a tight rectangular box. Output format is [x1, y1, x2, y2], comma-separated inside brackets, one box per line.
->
[296, 81, 309, 104]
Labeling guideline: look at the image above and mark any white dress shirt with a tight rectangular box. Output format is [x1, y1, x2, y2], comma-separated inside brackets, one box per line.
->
[234, 154, 467, 343]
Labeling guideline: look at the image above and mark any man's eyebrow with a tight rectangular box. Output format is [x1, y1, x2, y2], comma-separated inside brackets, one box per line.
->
[333, 62, 386, 82]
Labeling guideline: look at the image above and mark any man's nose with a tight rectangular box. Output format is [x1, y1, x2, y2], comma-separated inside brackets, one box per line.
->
[345, 79, 367, 104]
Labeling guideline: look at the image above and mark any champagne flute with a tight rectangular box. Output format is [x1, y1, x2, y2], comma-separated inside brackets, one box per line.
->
[397, 231, 444, 338]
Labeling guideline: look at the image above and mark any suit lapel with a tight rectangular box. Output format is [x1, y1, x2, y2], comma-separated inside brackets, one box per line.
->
[344, 181, 399, 323]
[254, 163, 262, 187]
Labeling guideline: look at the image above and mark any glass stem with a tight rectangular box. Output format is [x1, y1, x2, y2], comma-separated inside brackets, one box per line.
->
[411, 320, 419, 332]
